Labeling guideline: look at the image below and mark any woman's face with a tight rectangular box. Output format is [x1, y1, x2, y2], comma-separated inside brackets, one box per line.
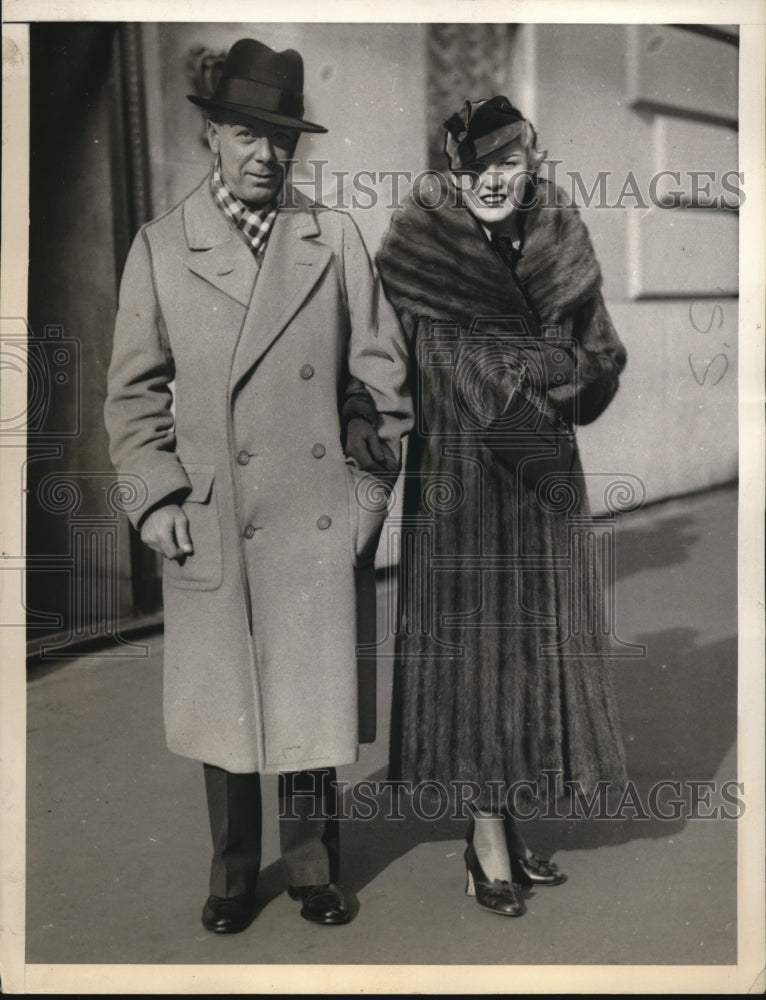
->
[455, 138, 532, 230]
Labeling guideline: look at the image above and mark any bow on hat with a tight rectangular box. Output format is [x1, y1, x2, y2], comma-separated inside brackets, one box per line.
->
[443, 98, 478, 166]
[443, 96, 527, 171]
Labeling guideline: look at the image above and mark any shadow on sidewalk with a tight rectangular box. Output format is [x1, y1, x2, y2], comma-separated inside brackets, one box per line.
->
[614, 513, 703, 581]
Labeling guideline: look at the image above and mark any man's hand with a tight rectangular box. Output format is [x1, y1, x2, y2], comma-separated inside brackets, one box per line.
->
[345, 417, 400, 476]
[140, 503, 194, 561]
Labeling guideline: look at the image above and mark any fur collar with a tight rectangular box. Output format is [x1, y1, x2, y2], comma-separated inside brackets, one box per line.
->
[376, 175, 602, 332]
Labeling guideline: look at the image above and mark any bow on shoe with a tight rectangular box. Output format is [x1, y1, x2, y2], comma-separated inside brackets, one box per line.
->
[512, 853, 568, 886]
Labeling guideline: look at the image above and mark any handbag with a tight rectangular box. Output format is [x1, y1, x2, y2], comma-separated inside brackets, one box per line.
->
[481, 357, 577, 487]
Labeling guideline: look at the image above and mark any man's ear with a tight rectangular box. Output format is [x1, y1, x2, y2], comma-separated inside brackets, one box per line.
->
[206, 119, 221, 154]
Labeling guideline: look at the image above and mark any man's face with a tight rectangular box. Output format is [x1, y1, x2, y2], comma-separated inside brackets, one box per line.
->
[455, 138, 532, 230]
[207, 118, 299, 207]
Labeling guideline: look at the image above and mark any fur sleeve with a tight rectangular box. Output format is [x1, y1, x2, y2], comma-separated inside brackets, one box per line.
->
[546, 291, 627, 425]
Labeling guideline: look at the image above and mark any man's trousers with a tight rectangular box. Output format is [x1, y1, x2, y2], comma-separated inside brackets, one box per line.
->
[203, 764, 339, 898]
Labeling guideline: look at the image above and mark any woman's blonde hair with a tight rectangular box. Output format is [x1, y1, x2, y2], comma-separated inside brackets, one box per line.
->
[518, 119, 547, 171]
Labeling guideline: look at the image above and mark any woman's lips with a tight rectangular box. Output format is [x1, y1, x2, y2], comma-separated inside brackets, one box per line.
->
[480, 193, 506, 205]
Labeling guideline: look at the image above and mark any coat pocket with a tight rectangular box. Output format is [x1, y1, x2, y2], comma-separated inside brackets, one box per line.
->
[345, 460, 392, 569]
[163, 464, 223, 591]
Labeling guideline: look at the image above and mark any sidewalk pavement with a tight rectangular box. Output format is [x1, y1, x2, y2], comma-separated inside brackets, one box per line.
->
[24, 486, 738, 972]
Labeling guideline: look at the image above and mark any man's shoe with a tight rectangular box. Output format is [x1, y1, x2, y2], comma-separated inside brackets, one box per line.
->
[287, 883, 356, 925]
[201, 894, 258, 934]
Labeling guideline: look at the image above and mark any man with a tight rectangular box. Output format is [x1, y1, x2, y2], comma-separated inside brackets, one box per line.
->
[104, 38, 412, 933]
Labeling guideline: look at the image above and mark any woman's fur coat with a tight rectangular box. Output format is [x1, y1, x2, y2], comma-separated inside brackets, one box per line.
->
[376, 174, 628, 810]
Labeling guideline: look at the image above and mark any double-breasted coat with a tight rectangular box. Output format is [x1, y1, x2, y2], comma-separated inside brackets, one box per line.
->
[105, 175, 413, 774]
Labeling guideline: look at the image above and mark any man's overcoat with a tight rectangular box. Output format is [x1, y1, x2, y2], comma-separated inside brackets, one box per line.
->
[105, 176, 412, 774]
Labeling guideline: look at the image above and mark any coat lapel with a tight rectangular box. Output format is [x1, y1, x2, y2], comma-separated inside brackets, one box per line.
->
[229, 190, 333, 389]
[182, 177, 259, 309]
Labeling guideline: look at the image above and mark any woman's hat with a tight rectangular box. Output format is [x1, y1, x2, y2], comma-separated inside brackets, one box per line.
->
[443, 96, 526, 170]
[187, 37, 328, 133]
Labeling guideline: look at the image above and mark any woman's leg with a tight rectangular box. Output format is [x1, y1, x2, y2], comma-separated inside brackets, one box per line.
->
[469, 809, 513, 881]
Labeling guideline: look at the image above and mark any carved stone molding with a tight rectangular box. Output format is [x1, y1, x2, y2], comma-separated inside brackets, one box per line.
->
[118, 23, 152, 229]
[186, 44, 227, 142]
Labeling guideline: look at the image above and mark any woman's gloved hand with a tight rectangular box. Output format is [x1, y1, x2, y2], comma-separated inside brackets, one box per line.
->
[344, 417, 400, 476]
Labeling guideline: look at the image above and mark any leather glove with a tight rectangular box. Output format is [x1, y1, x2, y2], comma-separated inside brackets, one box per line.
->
[344, 417, 400, 476]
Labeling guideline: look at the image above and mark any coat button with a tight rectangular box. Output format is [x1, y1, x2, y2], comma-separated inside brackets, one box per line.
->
[300, 364, 315, 380]
[316, 515, 332, 530]
[243, 524, 256, 539]
[236, 450, 250, 466]
[311, 443, 326, 459]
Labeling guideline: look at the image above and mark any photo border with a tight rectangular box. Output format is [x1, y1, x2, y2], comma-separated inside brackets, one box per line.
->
[2, 1, 764, 993]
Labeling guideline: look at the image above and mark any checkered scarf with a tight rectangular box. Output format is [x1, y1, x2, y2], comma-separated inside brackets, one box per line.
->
[211, 157, 278, 258]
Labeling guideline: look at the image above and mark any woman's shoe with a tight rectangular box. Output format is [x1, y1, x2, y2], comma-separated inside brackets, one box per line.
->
[510, 852, 568, 886]
[464, 842, 525, 917]
[502, 814, 568, 886]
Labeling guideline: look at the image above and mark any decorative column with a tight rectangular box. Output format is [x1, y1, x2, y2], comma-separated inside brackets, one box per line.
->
[360, 471, 467, 659]
[33, 472, 150, 658]
[535, 473, 647, 659]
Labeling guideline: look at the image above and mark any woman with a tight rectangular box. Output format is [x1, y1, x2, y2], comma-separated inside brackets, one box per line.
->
[376, 96, 628, 916]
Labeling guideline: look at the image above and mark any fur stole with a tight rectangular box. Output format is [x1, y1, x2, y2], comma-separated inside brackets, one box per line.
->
[376, 174, 602, 332]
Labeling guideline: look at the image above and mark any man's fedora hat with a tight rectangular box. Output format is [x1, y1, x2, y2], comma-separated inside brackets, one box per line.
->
[187, 38, 327, 133]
